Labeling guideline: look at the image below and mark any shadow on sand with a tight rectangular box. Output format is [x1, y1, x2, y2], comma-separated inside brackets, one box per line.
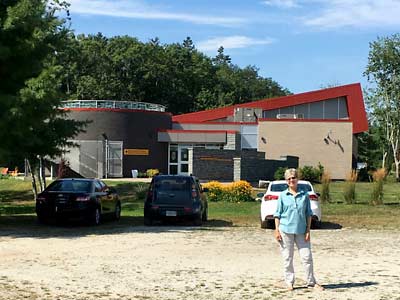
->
[0, 215, 234, 239]
[322, 281, 378, 289]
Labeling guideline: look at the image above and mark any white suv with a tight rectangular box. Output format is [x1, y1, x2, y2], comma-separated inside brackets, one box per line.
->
[258, 180, 322, 229]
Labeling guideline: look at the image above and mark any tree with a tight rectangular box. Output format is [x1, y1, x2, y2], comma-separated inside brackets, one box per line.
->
[0, 0, 86, 197]
[58, 35, 290, 114]
[365, 34, 400, 180]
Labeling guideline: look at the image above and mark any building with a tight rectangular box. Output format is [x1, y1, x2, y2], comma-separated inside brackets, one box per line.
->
[62, 83, 368, 181]
[61, 100, 171, 178]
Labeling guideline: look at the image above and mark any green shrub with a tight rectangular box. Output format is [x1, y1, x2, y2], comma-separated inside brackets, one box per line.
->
[357, 167, 372, 182]
[137, 172, 147, 178]
[274, 167, 286, 180]
[0, 174, 10, 180]
[135, 182, 149, 200]
[299, 163, 324, 183]
[370, 168, 386, 205]
[343, 170, 357, 204]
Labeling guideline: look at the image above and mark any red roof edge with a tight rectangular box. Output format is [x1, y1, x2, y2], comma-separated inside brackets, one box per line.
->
[159, 129, 238, 134]
[172, 83, 368, 134]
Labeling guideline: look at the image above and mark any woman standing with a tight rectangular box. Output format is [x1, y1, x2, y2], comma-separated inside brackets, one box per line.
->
[274, 168, 324, 291]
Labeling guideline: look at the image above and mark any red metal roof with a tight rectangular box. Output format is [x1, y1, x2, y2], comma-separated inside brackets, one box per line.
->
[172, 83, 368, 134]
[159, 129, 238, 134]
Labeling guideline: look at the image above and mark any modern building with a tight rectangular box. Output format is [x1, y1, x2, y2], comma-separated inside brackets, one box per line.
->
[62, 83, 368, 181]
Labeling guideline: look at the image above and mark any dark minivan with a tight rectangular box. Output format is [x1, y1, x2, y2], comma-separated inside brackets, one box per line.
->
[36, 178, 121, 225]
[144, 175, 208, 226]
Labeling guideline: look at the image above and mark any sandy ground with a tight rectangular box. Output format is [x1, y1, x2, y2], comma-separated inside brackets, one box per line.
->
[1, 224, 399, 300]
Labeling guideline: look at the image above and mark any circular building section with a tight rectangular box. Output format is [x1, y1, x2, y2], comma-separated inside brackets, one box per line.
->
[62, 100, 171, 178]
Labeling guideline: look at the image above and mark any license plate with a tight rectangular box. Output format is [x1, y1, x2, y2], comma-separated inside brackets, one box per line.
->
[166, 211, 177, 217]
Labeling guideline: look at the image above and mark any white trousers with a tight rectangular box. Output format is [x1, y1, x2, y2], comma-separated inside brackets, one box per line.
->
[279, 230, 316, 287]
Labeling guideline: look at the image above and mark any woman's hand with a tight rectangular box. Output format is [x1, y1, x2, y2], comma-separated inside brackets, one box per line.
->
[275, 229, 282, 242]
[305, 231, 311, 242]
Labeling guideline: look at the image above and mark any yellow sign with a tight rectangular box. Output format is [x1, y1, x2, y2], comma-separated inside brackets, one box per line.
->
[124, 149, 149, 156]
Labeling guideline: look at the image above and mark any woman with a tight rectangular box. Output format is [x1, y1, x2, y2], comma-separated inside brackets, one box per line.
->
[273, 168, 324, 291]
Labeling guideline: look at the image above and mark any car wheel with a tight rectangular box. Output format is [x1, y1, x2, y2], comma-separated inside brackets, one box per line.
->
[268, 220, 276, 229]
[193, 214, 203, 226]
[144, 216, 153, 226]
[261, 220, 268, 229]
[114, 202, 121, 221]
[37, 214, 48, 225]
[90, 207, 101, 226]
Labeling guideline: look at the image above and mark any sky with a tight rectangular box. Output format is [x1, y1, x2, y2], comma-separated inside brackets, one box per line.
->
[66, 0, 400, 94]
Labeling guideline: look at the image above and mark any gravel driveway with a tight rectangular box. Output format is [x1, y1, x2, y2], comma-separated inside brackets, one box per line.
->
[1, 223, 399, 300]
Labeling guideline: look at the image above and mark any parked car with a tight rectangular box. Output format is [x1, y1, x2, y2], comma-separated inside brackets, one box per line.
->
[36, 178, 121, 225]
[258, 180, 322, 229]
[144, 175, 208, 226]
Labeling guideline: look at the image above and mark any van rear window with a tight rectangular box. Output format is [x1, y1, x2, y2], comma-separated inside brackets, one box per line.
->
[155, 178, 191, 192]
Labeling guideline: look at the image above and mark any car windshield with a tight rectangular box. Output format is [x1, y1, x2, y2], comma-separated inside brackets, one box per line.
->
[270, 183, 312, 193]
[46, 180, 92, 193]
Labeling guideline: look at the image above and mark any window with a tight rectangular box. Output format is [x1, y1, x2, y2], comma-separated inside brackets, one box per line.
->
[94, 181, 102, 192]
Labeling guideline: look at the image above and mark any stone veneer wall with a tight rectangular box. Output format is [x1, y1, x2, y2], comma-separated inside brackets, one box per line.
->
[192, 148, 298, 183]
[193, 149, 240, 181]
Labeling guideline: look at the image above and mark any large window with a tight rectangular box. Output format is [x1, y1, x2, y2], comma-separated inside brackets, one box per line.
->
[241, 125, 258, 149]
[262, 97, 348, 120]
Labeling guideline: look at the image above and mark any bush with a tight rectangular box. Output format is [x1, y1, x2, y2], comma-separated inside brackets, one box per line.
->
[0, 174, 10, 179]
[274, 167, 287, 180]
[343, 170, 357, 204]
[357, 167, 372, 182]
[298, 163, 324, 183]
[320, 171, 331, 203]
[146, 169, 159, 178]
[137, 172, 147, 178]
[203, 180, 253, 203]
[370, 168, 386, 205]
[134, 182, 149, 200]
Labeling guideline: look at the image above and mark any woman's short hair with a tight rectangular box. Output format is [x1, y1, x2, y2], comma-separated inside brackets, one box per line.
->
[284, 168, 298, 180]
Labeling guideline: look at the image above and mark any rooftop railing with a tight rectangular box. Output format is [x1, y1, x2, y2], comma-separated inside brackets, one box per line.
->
[60, 100, 166, 112]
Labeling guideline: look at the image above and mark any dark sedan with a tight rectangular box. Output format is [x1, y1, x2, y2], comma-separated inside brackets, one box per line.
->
[144, 175, 208, 226]
[36, 178, 121, 225]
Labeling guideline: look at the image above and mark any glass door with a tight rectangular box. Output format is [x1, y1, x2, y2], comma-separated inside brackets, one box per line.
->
[168, 144, 190, 175]
[178, 146, 189, 175]
[169, 145, 178, 175]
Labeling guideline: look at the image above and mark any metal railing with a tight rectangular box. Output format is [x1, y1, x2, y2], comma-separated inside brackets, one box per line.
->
[60, 100, 166, 112]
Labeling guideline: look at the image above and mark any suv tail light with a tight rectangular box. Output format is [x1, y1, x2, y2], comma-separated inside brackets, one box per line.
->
[264, 194, 279, 201]
[309, 194, 319, 201]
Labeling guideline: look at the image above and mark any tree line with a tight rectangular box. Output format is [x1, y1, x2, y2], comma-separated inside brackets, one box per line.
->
[57, 34, 289, 114]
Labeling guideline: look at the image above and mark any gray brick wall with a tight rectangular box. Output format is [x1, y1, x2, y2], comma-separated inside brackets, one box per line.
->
[192, 148, 298, 184]
[192, 149, 240, 181]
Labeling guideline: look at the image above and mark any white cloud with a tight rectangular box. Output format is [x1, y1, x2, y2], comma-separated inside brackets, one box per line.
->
[68, 0, 245, 26]
[197, 36, 275, 52]
[304, 0, 400, 29]
[262, 0, 300, 9]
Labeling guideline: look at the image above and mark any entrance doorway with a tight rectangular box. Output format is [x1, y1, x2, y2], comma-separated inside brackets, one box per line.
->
[169, 145, 190, 175]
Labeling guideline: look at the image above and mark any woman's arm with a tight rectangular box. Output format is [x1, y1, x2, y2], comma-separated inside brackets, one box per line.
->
[274, 217, 282, 241]
[305, 215, 312, 241]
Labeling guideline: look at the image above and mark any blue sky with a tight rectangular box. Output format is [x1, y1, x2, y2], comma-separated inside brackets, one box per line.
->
[66, 0, 399, 94]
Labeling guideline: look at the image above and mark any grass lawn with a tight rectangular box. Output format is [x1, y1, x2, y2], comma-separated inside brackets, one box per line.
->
[1, 178, 399, 229]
